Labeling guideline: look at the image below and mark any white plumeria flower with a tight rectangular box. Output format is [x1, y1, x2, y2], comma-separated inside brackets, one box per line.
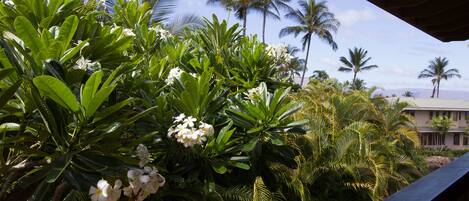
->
[123, 28, 136, 37]
[199, 122, 214, 136]
[165, 67, 182, 85]
[4, 0, 14, 7]
[124, 167, 165, 200]
[150, 26, 172, 40]
[136, 144, 150, 167]
[98, 0, 106, 8]
[74, 56, 101, 72]
[245, 85, 263, 100]
[108, 180, 122, 201]
[174, 113, 186, 123]
[89, 179, 111, 201]
[182, 116, 196, 127]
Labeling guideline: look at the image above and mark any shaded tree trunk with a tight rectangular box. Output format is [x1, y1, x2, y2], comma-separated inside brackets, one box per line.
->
[437, 80, 441, 98]
[242, 8, 247, 35]
[262, 6, 267, 43]
[431, 86, 436, 98]
[352, 72, 357, 88]
[300, 36, 312, 86]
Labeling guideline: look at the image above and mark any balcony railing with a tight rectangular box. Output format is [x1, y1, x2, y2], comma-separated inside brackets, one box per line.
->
[385, 153, 469, 201]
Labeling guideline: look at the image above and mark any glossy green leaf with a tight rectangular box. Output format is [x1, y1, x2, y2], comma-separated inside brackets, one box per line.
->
[33, 75, 80, 112]
[81, 71, 103, 112]
[14, 16, 46, 58]
[57, 15, 79, 54]
[93, 98, 134, 123]
[86, 85, 116, 118]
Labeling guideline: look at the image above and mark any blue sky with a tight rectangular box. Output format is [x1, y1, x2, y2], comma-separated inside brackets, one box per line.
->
[175, 0, 469, 91]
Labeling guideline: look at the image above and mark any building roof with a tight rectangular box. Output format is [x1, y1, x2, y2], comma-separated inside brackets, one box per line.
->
[367, 0, 469, 42]
[388, 97, 469, 111]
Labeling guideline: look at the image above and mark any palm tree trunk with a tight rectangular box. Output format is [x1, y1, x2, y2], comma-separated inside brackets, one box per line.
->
[437, 80, 441, 98]
[431, 86, 436, 98]
[352, 73, 357, 87]
[242, 9, 247, 36]
[262, 6, 267, 43]
[300, 36, 312, 86]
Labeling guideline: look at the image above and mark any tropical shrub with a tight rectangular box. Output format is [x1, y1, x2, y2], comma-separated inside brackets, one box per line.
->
[431, 116, 452, 134]
[0, 0, 306, 200]
[0, 0, 425, 201]
[291, 80, 426, 201]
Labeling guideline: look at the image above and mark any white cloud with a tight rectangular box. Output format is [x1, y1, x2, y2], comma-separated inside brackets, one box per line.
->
[336, 9, 378, 27]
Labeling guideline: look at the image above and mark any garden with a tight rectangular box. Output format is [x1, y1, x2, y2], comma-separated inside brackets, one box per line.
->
[0, 0, 426, 201]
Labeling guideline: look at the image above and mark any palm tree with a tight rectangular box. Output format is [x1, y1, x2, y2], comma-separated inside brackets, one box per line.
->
[338, 47, 378, 86]
[253, 0, 291, 43]
[207, 0, 256, 35]
[418, 57, 461, 98]
[279, 0, 339, 86]
[310, 70, 329, 81]
[403, 90, 414, 97]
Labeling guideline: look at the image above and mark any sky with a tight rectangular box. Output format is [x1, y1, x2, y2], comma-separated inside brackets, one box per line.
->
[174, 0, 469, 91]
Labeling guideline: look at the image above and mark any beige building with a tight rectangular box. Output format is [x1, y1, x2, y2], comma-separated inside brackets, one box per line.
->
[391, 97, 469, 150]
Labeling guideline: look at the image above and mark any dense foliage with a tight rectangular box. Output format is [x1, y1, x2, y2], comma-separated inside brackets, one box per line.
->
[0, 0, 425, 201]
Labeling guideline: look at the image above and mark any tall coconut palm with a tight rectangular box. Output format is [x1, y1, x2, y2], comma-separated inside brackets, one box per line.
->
[418, 57, 461, 98]
[207, 0, 256, 35]
[253, 0, 291, 43]
[279, 0, 339, 86]
[338, 47, 378, 87]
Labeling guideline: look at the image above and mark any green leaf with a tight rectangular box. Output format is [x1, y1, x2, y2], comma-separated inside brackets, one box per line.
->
[93, 98, 134, 123]
[242, 138, 259, 152]
[212, 162, 227, 174]
[86, 85, 116, 118]
[14, 16, 46, 58]
[60, 40, 89, 63]
[0, 123, 20, 132]
[45, 154, 73, 183]
[57, 15, 79, 54]
[81, 71, 103, 112]
[33, 75, 80, 112]
[0, 68, 13, 80]
[0, 80, 21, 109]
[232, 162, 250, 170]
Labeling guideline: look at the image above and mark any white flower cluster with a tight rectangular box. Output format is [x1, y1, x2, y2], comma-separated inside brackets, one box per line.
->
[4, 0, 14, 7]
[74, 56, 101, 72]
[266, 44, 294, 65]
[89, 144, 165, 201]
[244, 85, 263, 100]
[110, 24, 136, 38]
[123, 28, 136, 37]
[165, 67, 182, 85]
[150, 26, 172, 41]
[167, 114, 214, 147]
[123, 166, 165, 201]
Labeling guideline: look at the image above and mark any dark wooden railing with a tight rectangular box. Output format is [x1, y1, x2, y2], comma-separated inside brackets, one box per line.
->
[386, 153, 469, 201]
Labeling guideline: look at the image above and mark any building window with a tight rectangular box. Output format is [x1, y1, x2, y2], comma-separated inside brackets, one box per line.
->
[430, 111, 433, 120]
[464, 136, 468, 146]
[453, 112, 458, 121]
[420, 133, 445, 146]
[459, 112, 462, 120]
[454, 133, 460, 145]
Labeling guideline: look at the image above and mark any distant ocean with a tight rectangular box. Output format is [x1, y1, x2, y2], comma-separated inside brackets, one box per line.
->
[373, 88, 469, 100]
